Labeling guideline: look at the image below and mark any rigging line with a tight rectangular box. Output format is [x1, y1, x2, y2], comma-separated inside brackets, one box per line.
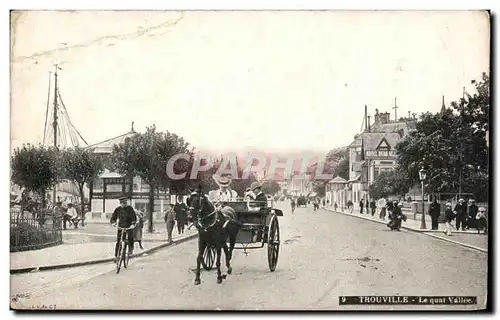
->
[60, 110, 71, 148]
[58, 115, 66, 148]
[57, 90, 88, 145]
[57, 99, 77, 147]
[43, 72, 52, 145]
[45, 111, 54, 145]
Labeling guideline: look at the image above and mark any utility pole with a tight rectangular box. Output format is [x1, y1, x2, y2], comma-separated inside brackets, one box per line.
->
[459, 87, 465, 198]
[52, 65, 59, 207]
[393, 97, 398, 121]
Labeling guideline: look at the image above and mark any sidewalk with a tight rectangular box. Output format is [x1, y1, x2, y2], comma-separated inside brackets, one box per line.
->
[324, 207, 488, 252]
[10, 222, 197, 273]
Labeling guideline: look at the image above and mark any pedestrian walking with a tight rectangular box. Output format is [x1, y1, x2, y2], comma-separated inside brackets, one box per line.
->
[428, 198, 441, 230]
[453, 198, 468, 231]
[359, 199, 364, 214]
[378, 198, 387, 220]
[334, 202, 338, 211]
[444, 202, 455, 236]
[467, 199, 478, 230]
[347, 200, 353, 213]
[133, 209, 146, 250]
[370, 199, 376, 216]
[174, 196, 188, 234]
[164, 204, 176, 242]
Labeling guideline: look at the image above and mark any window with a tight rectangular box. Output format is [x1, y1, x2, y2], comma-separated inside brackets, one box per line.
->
[93, 178, 103, 190]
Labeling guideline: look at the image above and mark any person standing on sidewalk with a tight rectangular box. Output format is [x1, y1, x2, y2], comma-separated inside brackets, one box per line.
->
[110, 197, 137, 258]
[133, 209, 146, 250]
[475, 207, 488, 234]
[174, 196, 188, 235]
[467, 199, 478, 230]
[359, 199, 364, 214]
[444, 202, 455, 236]
[429, 198, 441, 230]
[378, 197, 387, 220]
[53, 201, 64, 229]
[164, 204, 176, 242]
[66, 203, 79, 229]
[347, 200, 353, 213]
[453, 198, 468, 231]
[370, 198, 376, 216]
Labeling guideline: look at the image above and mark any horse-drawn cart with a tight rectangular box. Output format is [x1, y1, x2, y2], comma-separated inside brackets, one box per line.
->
[201, 199, 283, 272]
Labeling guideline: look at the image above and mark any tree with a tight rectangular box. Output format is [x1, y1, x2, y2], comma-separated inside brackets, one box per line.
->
[309, 146, 349, 198]
[261, 181, 281, 196]
[324, 146, 349, 179]
[395, 73, 489, 201]
[11, 144, 58, 209]
[59, 147, 104, 216]
[111, 126, 192, 232]
[369, 169, 411, 199]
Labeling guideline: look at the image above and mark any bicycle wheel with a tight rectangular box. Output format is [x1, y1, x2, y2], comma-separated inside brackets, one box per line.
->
[116, 242, 123, 274]
[122, 242, 129, 269]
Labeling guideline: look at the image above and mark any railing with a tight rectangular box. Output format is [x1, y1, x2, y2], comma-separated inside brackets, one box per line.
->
[10, 208, 63, 252]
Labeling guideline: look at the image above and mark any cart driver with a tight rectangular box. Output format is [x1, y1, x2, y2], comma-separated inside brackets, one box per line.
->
[208, 173, 238, 204]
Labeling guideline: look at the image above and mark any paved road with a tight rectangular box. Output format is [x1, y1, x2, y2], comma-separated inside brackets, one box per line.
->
[11, 204, 487, 310]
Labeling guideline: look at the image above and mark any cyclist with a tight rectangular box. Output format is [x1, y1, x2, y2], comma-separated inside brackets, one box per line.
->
[110, 196, 137, 261]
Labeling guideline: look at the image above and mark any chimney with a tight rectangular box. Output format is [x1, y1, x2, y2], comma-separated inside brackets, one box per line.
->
[367, 115, 371, 132]
[380, 112, 390, 124]
[364, 105, 368, 131]
[374, 109, 380, 124]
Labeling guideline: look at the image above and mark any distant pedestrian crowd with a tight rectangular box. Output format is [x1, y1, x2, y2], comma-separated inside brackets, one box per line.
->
[332, 196, 488, 235]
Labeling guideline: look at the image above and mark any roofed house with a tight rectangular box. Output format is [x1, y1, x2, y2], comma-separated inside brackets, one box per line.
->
[84, 124, 170, 220]
[346, 108, 416, 206]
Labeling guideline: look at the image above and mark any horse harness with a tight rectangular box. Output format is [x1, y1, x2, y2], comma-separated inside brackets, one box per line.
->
[188, 193, 226, 232]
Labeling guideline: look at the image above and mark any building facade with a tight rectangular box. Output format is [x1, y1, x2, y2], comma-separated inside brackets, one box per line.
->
[346, 109, 416, 205]
[85, 127, 171, 220]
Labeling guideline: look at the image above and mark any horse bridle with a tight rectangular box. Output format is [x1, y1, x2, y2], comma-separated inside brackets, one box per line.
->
[188, 192, 219, 231]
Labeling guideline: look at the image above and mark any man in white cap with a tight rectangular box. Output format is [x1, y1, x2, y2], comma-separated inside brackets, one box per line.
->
[208, 173, 238, 203]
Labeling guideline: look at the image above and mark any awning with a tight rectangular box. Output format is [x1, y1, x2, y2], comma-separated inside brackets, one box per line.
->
[348, 174, 362, 182]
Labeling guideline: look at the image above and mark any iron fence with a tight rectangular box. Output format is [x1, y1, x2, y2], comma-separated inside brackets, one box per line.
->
[10, 207, 63, 252]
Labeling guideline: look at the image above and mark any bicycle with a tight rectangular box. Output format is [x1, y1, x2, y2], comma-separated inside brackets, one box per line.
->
[113, 224, 136, 274]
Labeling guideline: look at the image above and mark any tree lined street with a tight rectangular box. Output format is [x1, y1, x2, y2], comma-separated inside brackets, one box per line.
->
[11, 204, 487, 310]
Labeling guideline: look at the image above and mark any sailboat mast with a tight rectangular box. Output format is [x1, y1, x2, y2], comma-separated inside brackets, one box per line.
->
[53, 65, 58, 149]
[52, 65, 59, 206]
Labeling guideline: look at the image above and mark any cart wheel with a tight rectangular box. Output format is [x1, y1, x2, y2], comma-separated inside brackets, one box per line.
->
[267, 216, 280, 272]
[202, 245, 216, 271]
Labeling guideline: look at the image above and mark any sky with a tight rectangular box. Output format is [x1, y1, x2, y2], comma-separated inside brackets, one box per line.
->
[10, 10, 490, 155]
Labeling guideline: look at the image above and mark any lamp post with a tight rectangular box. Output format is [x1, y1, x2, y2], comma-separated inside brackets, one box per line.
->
[419, 167, 427, 229]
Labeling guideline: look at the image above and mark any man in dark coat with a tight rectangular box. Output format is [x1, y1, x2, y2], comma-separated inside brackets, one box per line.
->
[250, 181, 267, 204]
[453, 198, 468, 231]
[370, 199, 376, 216]
[467, 199, 478, 230]
[428, 198, 441, 230]
[174, 196, 188, 234]
[359, 199, 364, 214]
[110, 197, 137, 258]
